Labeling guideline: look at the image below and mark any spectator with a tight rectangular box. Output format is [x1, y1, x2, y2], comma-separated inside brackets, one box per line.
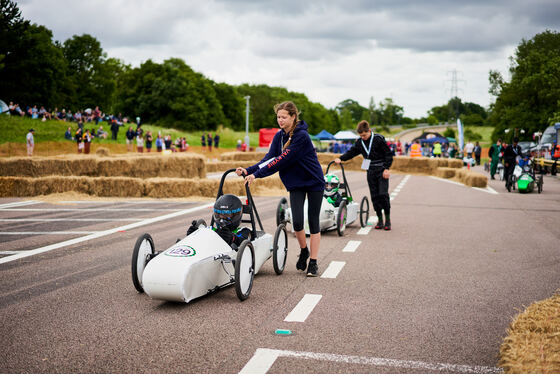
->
[97, 125, 107, 139]
[14, 104, 24, 117]
[31, 105, 38, 119]
[26, 129, 35, 156]
[83, 129, 92, 154]
[136, 132, 144, 153]
[110, 119, 119, 140]
[164, 135, 173, 151]
[145, 131, 153, 153]
[474, 141, 482, 165]
[182, 137, 189, 152]
[201, 133, 206, 151]
[64, 127, 72, 140]
[464, 140, 474, 158]
[8, 102, 15, 115]
[214, 133, 220, 149]
[156, 133, 163, 152]
[207, 133, 213, 152]
[432, 141, 442, 157]
[125, 126, 136, 152]
[76, 128, 84, 153]
[236, 139, 242, 151]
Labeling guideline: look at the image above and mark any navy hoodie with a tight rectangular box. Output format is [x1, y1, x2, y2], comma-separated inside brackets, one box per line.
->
[246, 121, 325, 192]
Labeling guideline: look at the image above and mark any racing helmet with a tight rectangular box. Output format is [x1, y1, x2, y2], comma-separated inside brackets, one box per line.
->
[324, 174, 340, 196]
[213, 194, 243, 230]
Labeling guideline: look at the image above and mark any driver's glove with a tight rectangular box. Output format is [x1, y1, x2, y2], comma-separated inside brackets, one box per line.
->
[186, 220, 198, 236]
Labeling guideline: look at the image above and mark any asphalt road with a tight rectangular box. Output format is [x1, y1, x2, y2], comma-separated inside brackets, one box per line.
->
[1, 170, 559, 374]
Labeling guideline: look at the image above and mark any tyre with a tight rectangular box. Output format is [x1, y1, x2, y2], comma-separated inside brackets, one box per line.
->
[336, 200, 347, 236]
[276, 197, 289, 226]
[234, 240, 255, 301]
[272, 223, 288, 275]
[195, 218, 207, 227]
[538, 175, 543, 193]
[131, 233, 155, 293]
[359, 196, 370, 228]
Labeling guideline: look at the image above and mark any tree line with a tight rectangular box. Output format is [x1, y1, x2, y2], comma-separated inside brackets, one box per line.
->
[4, 1, 556, 138]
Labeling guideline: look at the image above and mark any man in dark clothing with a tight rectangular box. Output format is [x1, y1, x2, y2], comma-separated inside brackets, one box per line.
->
[503, 137, 522, 189]
[335, 120, 393, 230]
[110, 120, 120, 140]
[214, 133, 220, 149]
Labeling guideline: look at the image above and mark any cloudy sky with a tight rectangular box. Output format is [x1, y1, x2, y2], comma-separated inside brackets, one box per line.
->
[18, 0, 560, 118]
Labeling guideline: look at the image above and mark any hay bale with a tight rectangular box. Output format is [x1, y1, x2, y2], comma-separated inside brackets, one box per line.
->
[499, 293, 560, 373]
[206, 161, 254, 173]
[436, 167, 457, 179]
[220, 152, 266, 162]
[96, 147, 110, 157]
[455, 169, 488, 187]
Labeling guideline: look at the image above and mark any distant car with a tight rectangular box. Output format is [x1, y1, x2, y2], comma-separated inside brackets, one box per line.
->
[534, 125, 556, 156]
[518, 141, 536, 155]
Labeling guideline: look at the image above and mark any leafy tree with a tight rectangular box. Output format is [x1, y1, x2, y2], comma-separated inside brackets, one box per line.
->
[336, 99, 367, 124]
[443, 127, 456, 138]
[489, 30, 560, 142]
[115, 58, 225, 130]
[0, 1, 69, 107]
[212, 82, 245, 130]
[63, 34, 124, 111]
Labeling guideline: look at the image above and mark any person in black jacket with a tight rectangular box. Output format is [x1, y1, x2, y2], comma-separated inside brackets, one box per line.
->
[236, 101, 325, 276]
[503, 137, 522, 189]
[335, 120, 393, 230]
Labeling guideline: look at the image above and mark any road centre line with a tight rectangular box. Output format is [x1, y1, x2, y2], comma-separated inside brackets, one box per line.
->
[0, 218, 144, 222]
[0, 202, 214, 265]
[284, 294, 322, 322]
[321, 261, 346, 279]
[429, 176, 499, 194]
[356, 226, 371, 235]
[0, 251, 24, 255]
[0, 231, 98, 235]
[473, 186, 499, 195]
[0, 200, 40, 209]
[239, 348, 503, 374]
[342, 240, 361, 253]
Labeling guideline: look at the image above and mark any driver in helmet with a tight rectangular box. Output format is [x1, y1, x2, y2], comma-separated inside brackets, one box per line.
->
[324, 174, 343, 207]
[187, 194, 251, 249]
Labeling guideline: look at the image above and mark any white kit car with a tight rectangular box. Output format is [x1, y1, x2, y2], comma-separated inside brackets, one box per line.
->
[276, 162, 370, 236]
[131, 169, 288, 303]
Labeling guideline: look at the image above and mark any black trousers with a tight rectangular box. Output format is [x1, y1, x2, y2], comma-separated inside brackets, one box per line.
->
[503, 161, 515, 185]
[367, 168, 390, 215]
[289, 189, 323, 234]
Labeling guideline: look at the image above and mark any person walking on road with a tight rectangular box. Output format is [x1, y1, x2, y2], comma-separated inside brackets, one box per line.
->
[474, 142, 482, 165]
[503, 137, 522, 189]
[236, 101, 325, 277]
[488, 139, 503, 180]
[335, 120, 393, 230]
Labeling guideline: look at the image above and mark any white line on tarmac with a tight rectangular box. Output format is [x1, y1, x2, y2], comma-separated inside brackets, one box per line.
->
[0, 202, 214, 265]
[356, 226, 371, 235]
[0, 218, 144, 222]
[284, 294, 322, 322]
[240, 348, 503, 374]
[429, 176, 465, 186]
[0, 231, 98, 235]
[320, 261, 345, 279]
[342, 240, 361, 252]
[473, 186, 499, 195]
[0, 200, 40, 209]
[0, 251, 24, 255]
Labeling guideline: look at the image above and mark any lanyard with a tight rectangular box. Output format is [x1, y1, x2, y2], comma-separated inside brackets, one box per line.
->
[361, 135, 373, 159]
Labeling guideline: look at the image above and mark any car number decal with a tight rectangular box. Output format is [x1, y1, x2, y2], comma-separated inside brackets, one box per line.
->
[165, 246, 196, 257]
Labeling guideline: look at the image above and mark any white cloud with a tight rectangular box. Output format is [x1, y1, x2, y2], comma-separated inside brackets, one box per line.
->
[17, 0, 559, 118]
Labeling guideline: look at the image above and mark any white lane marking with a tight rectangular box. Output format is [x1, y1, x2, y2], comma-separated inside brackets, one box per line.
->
[0, 208, 182, 212]
[321, 261, 346, 279]
[284, 294, 322, 322]
[0, 202, 214, 265]
[0, 200, 40, 209]
[0, 251, 24, 255]
[239, 348, 281, 374]
[342, 240, 361, 252]
[357, 226, 371, 235]
[429, 176, 464, 186]
[0, 218, 144, 222]
[57, 200, 194, 204]
[240, 348, 503, 374]
[0, 231, 98, 235]
[472, 186, 499, 195]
